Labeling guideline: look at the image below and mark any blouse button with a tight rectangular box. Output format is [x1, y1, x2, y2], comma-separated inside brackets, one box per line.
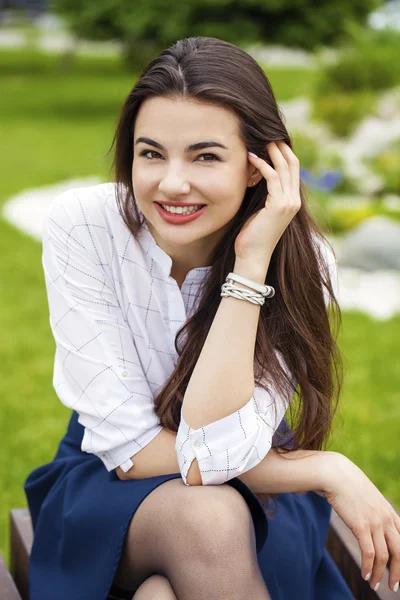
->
[121, 370, 128, 377]
[194, 440, 202, 448]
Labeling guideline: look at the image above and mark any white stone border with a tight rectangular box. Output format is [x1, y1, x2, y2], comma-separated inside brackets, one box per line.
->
[2, 177, 102, 241]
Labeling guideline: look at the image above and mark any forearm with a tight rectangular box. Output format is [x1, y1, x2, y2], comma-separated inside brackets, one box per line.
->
[181, 257, 270, 429]
[116, 428, 179, 481]
[237, 446, 340, 494]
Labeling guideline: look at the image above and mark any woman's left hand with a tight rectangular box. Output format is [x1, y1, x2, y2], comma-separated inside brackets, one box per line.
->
[234, 141, 301, 267]
[323, 454, 400, 593]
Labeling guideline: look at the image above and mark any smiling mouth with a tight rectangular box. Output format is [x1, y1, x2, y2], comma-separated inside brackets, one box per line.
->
[155, 202, 206, 213]
[154, 202, 208, 222]
[155, 202, 206, 207]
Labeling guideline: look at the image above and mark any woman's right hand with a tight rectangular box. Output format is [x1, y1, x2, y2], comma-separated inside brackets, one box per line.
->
[234, 142, 301, 267]
[321, 453, 400, 593]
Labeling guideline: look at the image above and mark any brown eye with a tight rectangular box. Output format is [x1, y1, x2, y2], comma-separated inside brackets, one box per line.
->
[140, 150, 162, 159]
[198, 153, 220, 162]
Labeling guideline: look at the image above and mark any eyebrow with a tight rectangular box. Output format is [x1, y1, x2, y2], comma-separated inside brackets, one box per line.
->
[135, 136, 229, 152]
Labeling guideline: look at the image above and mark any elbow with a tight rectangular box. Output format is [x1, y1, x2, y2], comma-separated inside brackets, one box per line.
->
[185, 458, 203, 486]
[186, 474, 202, 486]
[115, 466, 127, 481]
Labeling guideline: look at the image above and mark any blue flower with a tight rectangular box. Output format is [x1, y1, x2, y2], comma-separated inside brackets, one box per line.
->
[300, 168, 343, 191]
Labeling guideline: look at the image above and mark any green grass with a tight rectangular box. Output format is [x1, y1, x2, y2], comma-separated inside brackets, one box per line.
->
[331, 312, 400, 505]
[0, 48, 399, 566]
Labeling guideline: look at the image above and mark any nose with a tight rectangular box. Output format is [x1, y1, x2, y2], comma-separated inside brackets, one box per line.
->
[158, 168, 190, 196]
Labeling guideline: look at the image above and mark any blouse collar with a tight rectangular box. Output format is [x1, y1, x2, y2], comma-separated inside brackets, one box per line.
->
[136, 211, 212, 283]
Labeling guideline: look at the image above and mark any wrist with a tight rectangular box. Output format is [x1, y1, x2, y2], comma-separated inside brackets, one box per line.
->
[318, 451, 347, 495]
[233, 257, 270, 285]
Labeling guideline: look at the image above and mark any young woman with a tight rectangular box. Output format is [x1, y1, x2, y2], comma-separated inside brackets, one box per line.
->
[24, 36, 400, 600]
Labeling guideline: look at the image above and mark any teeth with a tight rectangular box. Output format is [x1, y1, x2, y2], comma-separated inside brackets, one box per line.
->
[160, 204, 203, 215]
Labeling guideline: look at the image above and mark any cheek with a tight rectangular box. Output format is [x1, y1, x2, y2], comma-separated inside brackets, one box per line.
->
[199, 169, 240, 199]
[132, 164, 155, 194]
[208, 172, 246, 210]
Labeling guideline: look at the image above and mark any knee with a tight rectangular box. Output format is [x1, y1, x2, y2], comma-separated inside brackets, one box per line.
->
[177, 484, 256, 560]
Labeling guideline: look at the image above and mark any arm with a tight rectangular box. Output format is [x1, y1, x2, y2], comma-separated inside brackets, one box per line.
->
[181, 256, 271, 485]
[116, 428, 180, 480]
[118, 256, 271, 484]
[178, 239, 338, 487]
[118, 421, 338, 497]
[237, 447, 338, 494]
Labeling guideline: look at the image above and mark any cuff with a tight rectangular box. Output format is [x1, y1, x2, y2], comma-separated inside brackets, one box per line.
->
[175, 395, 272, 485]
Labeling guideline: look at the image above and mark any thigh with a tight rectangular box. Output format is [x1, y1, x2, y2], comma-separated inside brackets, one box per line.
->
[113, 478, 255, 592]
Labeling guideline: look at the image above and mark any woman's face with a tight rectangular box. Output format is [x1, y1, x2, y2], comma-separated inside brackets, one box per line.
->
[132, 96, 259, 273]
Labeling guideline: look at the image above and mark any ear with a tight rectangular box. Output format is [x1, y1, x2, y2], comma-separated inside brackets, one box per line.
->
[246, 164, 262, 188]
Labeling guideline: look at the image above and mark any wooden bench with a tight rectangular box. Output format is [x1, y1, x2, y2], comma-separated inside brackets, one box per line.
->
[8, 503, 399, 599]
[0, 551, 22, 600]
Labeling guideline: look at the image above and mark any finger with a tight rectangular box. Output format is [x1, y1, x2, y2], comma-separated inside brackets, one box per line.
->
[275, 141, 301, 200]
[356, 527, 376, 584]
[385, 525, 400, 592]
[266, 142, 292, 197]
[247, 152, 284, 203]
[370, 526, 390, 592]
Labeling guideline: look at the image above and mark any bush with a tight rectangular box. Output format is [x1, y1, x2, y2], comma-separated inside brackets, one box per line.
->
[364, 142, 400, 195]
[293, 130, 350, 173]
[309, 23, 400, 138]
[291, 131, 320, 169]
[293, 130, 359, 195]
[327, 205, 377, 233]
[50, 0, 384, 70]
[310, 199, 400, 234]
[314, 22, 400, 95]
[311, 91, 376, 138]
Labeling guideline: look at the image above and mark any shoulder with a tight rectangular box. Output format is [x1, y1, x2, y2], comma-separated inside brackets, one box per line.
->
[43, 182, 133, 269]
[45, 182, 125, 230]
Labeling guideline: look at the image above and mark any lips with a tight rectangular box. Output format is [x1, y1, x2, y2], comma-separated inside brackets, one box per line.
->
[154, 201, 207, 224]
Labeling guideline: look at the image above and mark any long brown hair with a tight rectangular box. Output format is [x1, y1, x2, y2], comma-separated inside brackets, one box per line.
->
[108, 36, 343, 511]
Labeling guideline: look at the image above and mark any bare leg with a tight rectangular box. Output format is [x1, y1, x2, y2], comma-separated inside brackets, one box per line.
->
[113, 479, 270, 599]
[132, 574, 177, 599]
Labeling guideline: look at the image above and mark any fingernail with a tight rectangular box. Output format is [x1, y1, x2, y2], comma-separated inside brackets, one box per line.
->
[248, 152, 258, 159]
[364, 572, 371, 581]
[393, 581, 399, 592]
[374, 582, 380, 592]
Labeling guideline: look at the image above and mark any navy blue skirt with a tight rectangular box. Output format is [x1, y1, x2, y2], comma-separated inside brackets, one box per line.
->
[24, 411, 353, 600]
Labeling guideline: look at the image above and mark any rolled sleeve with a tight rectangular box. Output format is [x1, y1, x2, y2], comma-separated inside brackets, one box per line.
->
[175, 372, 293, 486]
[43, 191, 163, 472]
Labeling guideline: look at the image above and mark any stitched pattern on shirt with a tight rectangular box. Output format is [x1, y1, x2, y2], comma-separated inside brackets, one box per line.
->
[76, 193, 108, 278]
[42, 183, 331, 476]
[199, 444, 269, 479]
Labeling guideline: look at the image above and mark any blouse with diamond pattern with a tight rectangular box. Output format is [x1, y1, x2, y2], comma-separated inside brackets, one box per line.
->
[42, 182, 337, 486]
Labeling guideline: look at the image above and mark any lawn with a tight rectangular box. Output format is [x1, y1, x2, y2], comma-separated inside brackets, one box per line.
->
[0, 48, 398, 565]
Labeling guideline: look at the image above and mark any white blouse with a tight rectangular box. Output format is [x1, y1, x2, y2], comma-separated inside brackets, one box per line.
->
[42, 182, 337, 486]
